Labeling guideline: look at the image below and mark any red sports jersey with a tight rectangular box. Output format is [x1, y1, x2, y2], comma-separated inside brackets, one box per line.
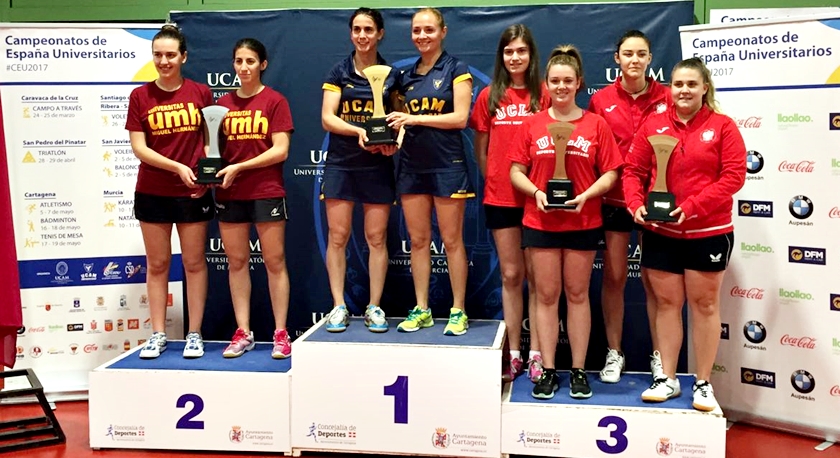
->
[623, 105, 746, 239]
[125, 79, 214, 197]
[215, 87, 294, 201]
[588, 77, 670, 206]
[508, 110, 622, 232]
[470, 86, 550, 207]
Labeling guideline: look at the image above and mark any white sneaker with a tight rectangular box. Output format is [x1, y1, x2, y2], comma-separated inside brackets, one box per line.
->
[641, 377, 681, 402]
[182, 332, 204, 358]
[325, 305, 349, 332]
[364, 305, 389, 333]
[650, 350, 665, 380]
[599, 349, 625, 383]
[692, 380, 719, 412]
[139, 332, 167, 359]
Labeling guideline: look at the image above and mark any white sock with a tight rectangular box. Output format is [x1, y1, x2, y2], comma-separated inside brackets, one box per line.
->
[529, 350, 541, 360]
[510, 350, 521, 360]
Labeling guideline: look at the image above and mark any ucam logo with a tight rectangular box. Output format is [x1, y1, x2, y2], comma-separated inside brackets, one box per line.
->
[742, 367, 776, 388]
[788, 246, 826, 265]
[738, 200, 773, 217]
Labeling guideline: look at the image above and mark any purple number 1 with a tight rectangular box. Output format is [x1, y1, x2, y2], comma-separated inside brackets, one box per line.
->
[383, 375, 408, 424]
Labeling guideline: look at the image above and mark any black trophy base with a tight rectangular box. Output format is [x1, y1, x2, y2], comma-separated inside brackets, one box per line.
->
[364, 117, 397, 146]
[544, 178, 576, 209]
[644, 191, 678, 222]
[195, 157, 225, 185]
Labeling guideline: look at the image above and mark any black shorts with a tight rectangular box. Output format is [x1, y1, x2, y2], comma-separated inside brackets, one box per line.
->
[602, 204, 639, 233]
[522, 227, 605, 251]
[321, 166, 395, 205]
[133, 191, 214, 224]
[396, 170, 474, 199]
[215, 198, 288, 223]
[484, 205, 524, 230]
[640, 230, 734, 274]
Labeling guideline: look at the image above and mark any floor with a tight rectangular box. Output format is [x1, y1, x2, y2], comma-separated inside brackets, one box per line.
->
[1, 401, 837, 457]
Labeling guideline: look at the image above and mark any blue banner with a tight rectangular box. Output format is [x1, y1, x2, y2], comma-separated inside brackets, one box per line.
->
[18, 255, 183, 289]
[172, 2, 694, 371]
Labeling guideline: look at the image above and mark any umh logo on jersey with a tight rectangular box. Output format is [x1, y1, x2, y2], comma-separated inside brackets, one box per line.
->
[788, 246, 826, 265]
[738, 200, 773, 217]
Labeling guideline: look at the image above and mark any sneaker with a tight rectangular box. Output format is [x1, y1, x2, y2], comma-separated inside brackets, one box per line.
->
[364, 305, 389, 333]
[443, 308, 469, 336]
[139, 332, 167, 359]
[272, 329, 291, 359]
[531, 371, 559, 400]
[599, 349, 625, 383]
[692, 380, 719, 412]
[325, 305, 349, 332]
[642, 377, 681, 402]
[569, 368, 593, 399]
[182, 332, 204, 358]
[650, 350, 665, 380]
[397, 306, 434, 332]
[503, 356, 524, 382]
[527, 354, 545, 383]
[223, 328, 255, 358]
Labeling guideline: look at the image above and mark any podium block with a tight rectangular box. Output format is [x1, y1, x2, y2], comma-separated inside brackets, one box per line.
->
[291, 317, 504, 458]
[89, 341, 291, 454]
[501, 372, 725, 457]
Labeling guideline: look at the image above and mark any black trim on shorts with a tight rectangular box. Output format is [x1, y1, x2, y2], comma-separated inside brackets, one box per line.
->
[522, 227, 605, 251]
[133, 191, 214, 224]
[215, 198, 288, 223]
[640, 229, 734, 274]
[484, 205, 524, 230]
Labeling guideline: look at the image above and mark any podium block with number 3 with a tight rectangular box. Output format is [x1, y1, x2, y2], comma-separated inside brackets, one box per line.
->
[291, 317, 504, 457]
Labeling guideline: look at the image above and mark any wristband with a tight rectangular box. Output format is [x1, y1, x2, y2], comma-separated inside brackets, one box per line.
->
[533, 188, 540, 197]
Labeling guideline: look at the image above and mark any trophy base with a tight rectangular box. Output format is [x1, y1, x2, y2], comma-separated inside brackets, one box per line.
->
[195, 158, 225, 185]
[364, 117, 397, 146]
[644, 191, 678, 222]
[545, 178, 576, 209]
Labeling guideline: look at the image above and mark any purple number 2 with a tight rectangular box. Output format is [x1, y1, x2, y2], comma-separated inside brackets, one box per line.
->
[383, 376, 408, 424]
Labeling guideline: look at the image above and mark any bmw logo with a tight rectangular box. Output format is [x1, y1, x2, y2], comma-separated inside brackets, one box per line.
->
[743, 320, 766, 344]
[791, 370, 815, 394]
[746, 151, 764, 174]
[788, 195, 813, 219]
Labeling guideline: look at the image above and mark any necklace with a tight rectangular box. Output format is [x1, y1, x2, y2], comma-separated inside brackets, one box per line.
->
[624, 80, 648, 95]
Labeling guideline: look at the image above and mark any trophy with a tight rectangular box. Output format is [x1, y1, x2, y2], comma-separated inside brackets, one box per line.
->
[361, 65, 397, 146]
[644, 135, 679, 222]
[544, 121, 577, 209]
[196, 105, 229, 185]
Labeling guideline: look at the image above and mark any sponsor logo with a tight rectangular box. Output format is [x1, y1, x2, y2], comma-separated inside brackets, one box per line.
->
[789, 195, 814, 222]
[742, 367, 776, 388]
[712, 363, 727, 374]
[731, 286, 764, 300]
[778, 160, 815, 173]
[746, 150, 764, 179]
[733, 116, 762, 129]
[832, 158, 840, 175]
[29, 346, 42, 358]
[105, 424, 146, 442]
[788, 246, 826, 265]
[738, 200, 773, 217]
[832, 294, 840, 312]
[777, 113, 813, 125]
[67, 323, 83, 332]
[516, 430, 561, 449]
[28, 326, 45, 333]
[830, 206, 840, 218]
[831, 385, 840, 397]
[81, 262, 97, 281]
[69, 343, 79, 355]
[53, 261, 71, 284]
[127, 319, 139, 330]
[230, 426, 244, 443]
[720, 323, 730, 340]
[432, 428, 450, 449]
[700, 129, 715, 142]
[16, 326, 25, 335]
[16, 345, 24, 359]
[830, 113, 840, 130]
[306, 422, 356, 444]
[656, 437, 672, 456]
[104, 320, 113, 332]
[780, 334, 816, 349]
[102, 261, 121, 280]
[84, 344, 98, 353]
[791, 370, 816, 400]
[743, 321, 766, 344]
[779, 288, 813, 302]
[125, 262, 144, 278]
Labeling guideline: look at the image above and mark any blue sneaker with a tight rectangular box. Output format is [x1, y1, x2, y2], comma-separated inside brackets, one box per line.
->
[325, 305, 349, 332]
[182, 332, 204, 358]
[364, 305, 388, 333]
[139, 332, 166, 359]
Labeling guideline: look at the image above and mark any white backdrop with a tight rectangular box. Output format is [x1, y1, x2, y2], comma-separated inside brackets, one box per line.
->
[681, 14, 840, 441]
[0, 23, 184, 397]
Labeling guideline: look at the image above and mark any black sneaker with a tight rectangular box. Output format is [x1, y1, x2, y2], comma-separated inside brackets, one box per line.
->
[531, 370, 559, 400]
[569, 368, 593, 399]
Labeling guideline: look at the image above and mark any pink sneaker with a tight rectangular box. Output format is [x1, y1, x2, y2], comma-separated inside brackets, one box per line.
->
[223, 328, 255, 358]
[272, 329, 291, 359]
[528, 354, 544, 383]
[503, 356, 524, 382]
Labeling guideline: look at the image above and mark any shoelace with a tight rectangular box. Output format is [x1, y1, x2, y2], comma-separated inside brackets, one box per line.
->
[448, 311, 463, 324]
[695, 382, 710, 397]
[649, 377, 669, 389]
[186, 334, 200, 348]
[406, 308, 425, 322]
[329, 307, 346, 323]
[606, 354, 621, 366]
[572, 370, 587, 383]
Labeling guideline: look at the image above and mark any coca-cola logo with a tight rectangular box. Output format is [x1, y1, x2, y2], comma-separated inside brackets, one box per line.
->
[733, 116, 762, 128]
[829, 207, 840, 219]
[780, 334, 816, 349]
[84, 344, 98, 353]
[831, 385, 840, 396]
[731, 286, 765, 300]
[28, 326, 45, 333]
[778, 160, 815, 173]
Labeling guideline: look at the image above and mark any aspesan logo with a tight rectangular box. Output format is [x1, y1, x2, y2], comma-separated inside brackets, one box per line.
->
[791, 370, 816, 401]
[780, 334, 816, 350]
[778, 160, 815, 173]
[789, 195, 814, 224]
[731, 286, 764, 300]
[743, 320, 767, 351]
[742, 367, 776, 388]
[788, 246, 826, 265]
[738, 200, 773, 218]
[830, 113, 840, 131]
[746, 151, 764, 180]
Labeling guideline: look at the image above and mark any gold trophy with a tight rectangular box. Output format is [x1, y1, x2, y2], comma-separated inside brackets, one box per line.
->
[544, 121, 577, 209]
[645, 135, 680, 222]
[361, 64, 397, 145]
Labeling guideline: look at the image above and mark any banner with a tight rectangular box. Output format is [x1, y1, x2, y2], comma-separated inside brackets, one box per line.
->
[680, 14, 840, 438]
[0, 23, 185, 395]
[172, 2, 694, 371]
[709, 7, 840, 24]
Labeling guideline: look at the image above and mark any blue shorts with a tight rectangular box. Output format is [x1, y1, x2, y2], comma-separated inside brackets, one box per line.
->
[396, 170, 474, 199]
[321, 166, 395, 205]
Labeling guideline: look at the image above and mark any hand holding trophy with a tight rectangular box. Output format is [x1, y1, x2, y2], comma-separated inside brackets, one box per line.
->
[361, 64, 398, 146]
[196, 105, 230, 184]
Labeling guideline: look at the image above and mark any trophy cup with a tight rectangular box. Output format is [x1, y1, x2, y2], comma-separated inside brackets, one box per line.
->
[544, 121, 577, 209]
[196, 105, 229, 185]
[644, 135, 679, 222]
[361, 64, 397, 146]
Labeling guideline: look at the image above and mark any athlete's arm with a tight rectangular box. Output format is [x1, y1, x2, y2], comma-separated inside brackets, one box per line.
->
[321, 89, 368, 148]
[217, 131, 291, 189]
[386, 79, 472, 130]
[129, 130, 197, 188]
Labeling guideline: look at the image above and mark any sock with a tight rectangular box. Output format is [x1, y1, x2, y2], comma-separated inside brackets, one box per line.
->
[510, 350, 521, 360]
[529, 350, 541, 360]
